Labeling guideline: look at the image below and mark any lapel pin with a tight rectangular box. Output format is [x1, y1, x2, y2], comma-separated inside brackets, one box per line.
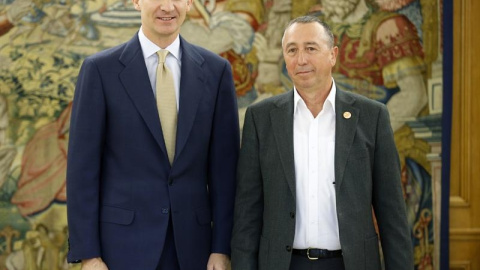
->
[343, 111, 352, 119]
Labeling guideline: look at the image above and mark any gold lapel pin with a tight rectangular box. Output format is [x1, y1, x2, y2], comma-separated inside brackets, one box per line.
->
[343, 111, 352, 119]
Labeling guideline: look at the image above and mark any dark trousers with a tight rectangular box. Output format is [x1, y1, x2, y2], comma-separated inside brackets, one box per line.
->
[156, 216, 180, 270]
[289, 254, 345, 270]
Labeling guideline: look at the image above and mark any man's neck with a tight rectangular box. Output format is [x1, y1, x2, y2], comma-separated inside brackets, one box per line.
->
[296, 84, 332, 118]
[142, 27, 179, 49]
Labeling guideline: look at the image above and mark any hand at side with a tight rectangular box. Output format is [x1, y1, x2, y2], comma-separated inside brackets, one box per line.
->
[207, 253, 230, 270]
[81, 257, 108, 270]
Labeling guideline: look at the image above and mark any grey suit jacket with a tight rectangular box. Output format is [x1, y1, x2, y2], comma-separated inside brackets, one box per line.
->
[231, 88, 413, 270]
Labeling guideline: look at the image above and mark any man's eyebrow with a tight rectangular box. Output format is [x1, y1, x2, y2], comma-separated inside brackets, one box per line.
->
[285, 41, 319, 47]
[285, 42, 297, 48]
[304, 41, 320, 46]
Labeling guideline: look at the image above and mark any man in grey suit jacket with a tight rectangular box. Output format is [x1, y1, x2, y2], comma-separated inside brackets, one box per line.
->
[231, 16, 413, 270]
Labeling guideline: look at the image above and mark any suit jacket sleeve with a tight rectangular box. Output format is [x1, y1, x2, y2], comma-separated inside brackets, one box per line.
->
[231, 107, 263, 269]
[66, 57, 106, 261]
[208, 61, 240, 255]
[372, 105, 414, 269]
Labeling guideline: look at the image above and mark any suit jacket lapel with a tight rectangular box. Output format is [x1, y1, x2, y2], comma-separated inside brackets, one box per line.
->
[118, 34, 167, 155]
[334, 89, 359, 189]
[174, 37, 205, 162]
[270, 91, 296, 198]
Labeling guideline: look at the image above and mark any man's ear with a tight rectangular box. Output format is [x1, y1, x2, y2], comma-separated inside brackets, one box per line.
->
[331, 46, 338, 66]
[132, 0, 141, 11]
[186, 0, 193, 11]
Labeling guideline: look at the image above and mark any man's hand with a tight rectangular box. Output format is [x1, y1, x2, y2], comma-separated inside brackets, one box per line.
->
[207, 253, 230, 270]
[81, 257, 108, 270]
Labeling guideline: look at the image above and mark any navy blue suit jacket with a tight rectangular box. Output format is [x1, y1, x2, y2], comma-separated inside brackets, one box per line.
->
[66, 34, 239, 270]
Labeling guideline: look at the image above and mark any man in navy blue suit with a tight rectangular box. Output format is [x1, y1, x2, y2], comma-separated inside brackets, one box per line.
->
[66, 0, 239, 269]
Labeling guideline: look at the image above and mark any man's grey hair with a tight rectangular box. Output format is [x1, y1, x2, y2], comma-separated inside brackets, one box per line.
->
[283, 16, 335, 48]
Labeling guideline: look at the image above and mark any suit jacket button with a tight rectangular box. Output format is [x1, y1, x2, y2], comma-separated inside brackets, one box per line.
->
[290, 212, 295, 219]
[286, 245, 292, 252]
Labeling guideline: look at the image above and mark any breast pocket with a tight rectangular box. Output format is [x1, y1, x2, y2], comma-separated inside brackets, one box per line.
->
[349, 146, 368, 159]
[347, 145, 370, 172]
[343, 146, 373, 193]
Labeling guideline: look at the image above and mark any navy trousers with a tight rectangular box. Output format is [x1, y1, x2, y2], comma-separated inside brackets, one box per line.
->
[156, 216, 180, 270]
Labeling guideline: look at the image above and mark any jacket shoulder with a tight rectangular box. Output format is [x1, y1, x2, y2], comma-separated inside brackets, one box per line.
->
[84, 42, 127, 63]
[338, 89, 387, 111]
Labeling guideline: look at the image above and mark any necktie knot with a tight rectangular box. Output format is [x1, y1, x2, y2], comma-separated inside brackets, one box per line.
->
[157, 50, 169, 64]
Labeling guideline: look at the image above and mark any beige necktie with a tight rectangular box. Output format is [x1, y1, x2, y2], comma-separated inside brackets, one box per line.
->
[156, 50, 177, 164]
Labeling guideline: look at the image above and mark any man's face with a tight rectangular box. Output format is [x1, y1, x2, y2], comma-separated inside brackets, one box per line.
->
[133, 0, 192, 46]
[321, 0, 359, 19]
[282, 22, 338, 92]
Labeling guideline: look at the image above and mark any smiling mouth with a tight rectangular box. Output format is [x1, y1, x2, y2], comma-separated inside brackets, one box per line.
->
[158, 17, 175, 21]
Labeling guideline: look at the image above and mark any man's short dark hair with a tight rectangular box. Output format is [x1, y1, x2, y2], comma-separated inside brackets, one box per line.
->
[284, 15, 335, 48]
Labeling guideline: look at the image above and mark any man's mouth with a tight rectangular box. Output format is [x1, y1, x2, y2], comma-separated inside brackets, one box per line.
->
[296, 70, 312, 75]
[158, 17, 175, 21]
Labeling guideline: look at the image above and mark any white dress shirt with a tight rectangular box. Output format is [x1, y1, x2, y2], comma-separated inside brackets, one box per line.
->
[292, 82, 341, 250]
[138, 27, 181, 110]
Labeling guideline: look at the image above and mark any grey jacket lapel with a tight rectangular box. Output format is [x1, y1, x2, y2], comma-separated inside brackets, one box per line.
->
[334, 89, 359, 189]
[270, 91, 296, 198]
[268, 88, 360, 196]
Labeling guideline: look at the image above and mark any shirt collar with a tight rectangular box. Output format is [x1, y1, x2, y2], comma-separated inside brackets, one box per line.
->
[138, 26, 181, 61]
[294, 79, 337, 115]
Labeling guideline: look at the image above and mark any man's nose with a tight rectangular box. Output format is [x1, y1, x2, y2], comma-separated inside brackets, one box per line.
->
[160, 0, 174, 11]
[297, 50, 308, 64]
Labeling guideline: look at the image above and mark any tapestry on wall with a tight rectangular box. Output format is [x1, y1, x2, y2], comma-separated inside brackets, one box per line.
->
[0, 0, 443, 269]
